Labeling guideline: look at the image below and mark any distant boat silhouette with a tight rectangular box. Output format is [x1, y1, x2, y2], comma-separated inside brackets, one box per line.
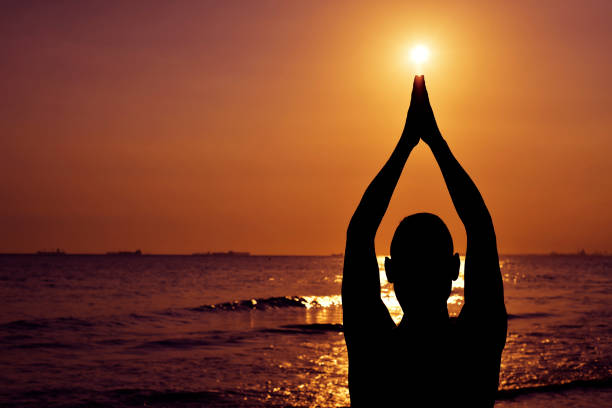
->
[192, 251, 250, 257]
[105, 250, 142, 256]
[36, 248, 66, 256]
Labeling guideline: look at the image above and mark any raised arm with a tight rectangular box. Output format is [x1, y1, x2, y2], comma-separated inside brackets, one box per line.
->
[418, 78, 506, 313]
[346, 79, 422, 241]
[342, 77, 421, 330]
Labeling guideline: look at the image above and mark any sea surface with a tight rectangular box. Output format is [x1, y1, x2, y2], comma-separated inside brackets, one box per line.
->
[0, 254, 610, 407]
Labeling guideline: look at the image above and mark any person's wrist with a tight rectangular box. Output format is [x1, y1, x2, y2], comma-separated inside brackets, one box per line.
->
[400, 128, 418, 148]
[426, 131, 445, 149]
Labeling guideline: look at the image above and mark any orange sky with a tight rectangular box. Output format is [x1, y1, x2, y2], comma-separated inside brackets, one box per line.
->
[1, 1, 610, 254]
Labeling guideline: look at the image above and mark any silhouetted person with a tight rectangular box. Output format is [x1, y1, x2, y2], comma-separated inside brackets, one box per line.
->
[342, 76, 507, 406]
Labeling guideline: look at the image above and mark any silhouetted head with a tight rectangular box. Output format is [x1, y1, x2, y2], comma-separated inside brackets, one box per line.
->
[384, 213, 460, 313]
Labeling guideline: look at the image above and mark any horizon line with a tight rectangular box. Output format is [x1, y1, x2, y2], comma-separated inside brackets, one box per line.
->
[0, 251, 609, 257]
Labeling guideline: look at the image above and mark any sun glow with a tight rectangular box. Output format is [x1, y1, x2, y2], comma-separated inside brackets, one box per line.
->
[411, 45, 429, 64]
[409, 44, 430, 74]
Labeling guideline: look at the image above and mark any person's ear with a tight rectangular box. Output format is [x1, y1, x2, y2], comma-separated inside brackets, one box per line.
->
[384, 257, 394, 283]
[450, 253, 460, 281]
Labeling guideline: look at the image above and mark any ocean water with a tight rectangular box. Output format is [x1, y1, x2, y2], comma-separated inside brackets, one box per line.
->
[0, 254, 610, 407]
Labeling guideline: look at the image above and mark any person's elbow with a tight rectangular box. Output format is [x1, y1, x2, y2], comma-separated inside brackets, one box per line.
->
[464, 210, 496, 241]
[346, 222, 375, 248]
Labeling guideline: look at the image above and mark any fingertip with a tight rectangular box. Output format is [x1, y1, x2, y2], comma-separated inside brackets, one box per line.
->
[412, 75, 424, 95]
[420, 75, 428, 91]
[412, 82, 427, 107]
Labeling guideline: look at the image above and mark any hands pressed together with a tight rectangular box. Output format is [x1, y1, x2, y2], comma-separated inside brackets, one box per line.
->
[402, 75, 443, 148]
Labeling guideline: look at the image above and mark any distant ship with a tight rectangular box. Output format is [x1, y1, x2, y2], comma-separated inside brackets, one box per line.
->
[192, 251, 250, 257]
[36, 249, 66, 256]
[105, 250, 142, 256]
[549, 249, 607, 257]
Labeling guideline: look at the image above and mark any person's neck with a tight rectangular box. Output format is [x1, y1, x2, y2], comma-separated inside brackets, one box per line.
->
[400, 305, 449, 329]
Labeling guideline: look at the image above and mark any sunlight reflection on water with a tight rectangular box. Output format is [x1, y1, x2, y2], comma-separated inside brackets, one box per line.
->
[303, 254, 506, 325]
[302, 295, 342, 309]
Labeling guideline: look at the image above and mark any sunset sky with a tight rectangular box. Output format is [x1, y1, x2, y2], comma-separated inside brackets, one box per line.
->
[1, 0, 610, 255]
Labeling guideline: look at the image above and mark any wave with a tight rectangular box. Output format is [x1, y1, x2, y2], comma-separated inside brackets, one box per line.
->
[4, 378, 611, 408]
[0, 317, 95, 332]
[190, 295, 341, 313]
[507, 312, 554, 320]
[133, 324, 343, 350]
[0, 304, 568, 342]
[135, 337, 215, 349]
[1, 304, 561, 338]
[497, 377, 612, 399]
[260, 323, 343, 334]
[1, 387, 272, 408]
[0, 296, 341, 336]
[10, 341, 75, 349]
[190, 296, 306, 312]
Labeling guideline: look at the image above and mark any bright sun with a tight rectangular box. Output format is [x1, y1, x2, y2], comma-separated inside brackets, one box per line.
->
[410, 44, 430, 64]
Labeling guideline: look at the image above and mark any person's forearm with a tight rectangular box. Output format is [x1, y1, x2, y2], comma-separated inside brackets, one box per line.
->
[430, 135, 504, 308]
[347, 132, 416, 240]
[429, 136, 494, 235]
